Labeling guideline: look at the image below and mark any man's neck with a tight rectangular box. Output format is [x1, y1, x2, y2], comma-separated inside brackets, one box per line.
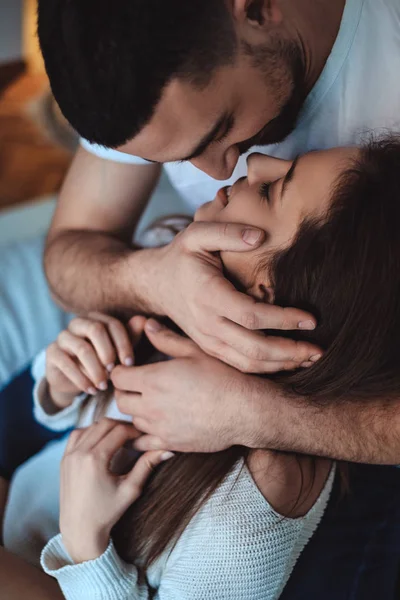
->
[290, 0, 346, 94]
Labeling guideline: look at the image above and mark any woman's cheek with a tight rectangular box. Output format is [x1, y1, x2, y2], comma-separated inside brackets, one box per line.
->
[220, 251, 253, 289]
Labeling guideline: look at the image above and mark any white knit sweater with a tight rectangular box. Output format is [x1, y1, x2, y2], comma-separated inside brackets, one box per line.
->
[27, 350, 334, 599]
[41, 459, 334, 600]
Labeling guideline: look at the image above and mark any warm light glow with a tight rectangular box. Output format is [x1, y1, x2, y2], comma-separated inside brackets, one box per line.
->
[23, 0, 44, 74]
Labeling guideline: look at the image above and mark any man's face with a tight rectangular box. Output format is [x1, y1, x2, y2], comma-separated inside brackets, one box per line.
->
[118, 44, 305, 180]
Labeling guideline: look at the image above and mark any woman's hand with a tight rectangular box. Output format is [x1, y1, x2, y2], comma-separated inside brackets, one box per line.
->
[46, 313, 146, 409]
[60, 418, 173, 564]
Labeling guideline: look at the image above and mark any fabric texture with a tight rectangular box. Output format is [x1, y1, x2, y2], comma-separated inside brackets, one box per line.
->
[41, 461, 335, 600]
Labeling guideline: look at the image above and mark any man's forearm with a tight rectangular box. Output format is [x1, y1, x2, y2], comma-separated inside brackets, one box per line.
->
[247, 377, 400, 464]
[44, 230, 162, 315]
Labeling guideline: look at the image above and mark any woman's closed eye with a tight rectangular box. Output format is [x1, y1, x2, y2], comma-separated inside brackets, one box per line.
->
[259, 182, 271, 202]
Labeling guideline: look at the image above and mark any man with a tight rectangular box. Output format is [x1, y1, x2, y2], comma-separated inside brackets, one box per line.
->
[36, 0, 400, 463]
[1, 0, 396, 595]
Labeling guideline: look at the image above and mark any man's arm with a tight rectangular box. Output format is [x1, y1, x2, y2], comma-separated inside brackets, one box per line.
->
[112, 321, 400, 465]
[245, 378, 400, 464]
[45, 145, 162, 313]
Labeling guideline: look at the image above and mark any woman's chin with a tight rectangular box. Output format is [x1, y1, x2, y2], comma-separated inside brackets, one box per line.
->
[193, 201, 215, 222]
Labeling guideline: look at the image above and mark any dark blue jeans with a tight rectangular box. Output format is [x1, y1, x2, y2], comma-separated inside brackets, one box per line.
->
[0, 366, 65, 481]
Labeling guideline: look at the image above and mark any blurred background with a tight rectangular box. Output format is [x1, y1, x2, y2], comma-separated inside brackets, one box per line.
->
[0, 0, 185, 386]
[0, 0, 184, 246]
[0, 0, 78, 243]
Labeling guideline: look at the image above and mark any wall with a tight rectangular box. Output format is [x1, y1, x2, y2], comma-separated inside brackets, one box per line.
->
[0, 0, 23, 64]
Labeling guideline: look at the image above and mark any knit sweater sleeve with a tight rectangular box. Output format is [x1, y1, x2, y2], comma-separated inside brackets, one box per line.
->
[40, 464, 335, 600]
[41, 535, 153, 600]
[32, 349, 87, 431]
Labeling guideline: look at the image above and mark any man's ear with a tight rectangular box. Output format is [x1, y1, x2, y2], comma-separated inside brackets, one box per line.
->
[231, 0, 283, 28]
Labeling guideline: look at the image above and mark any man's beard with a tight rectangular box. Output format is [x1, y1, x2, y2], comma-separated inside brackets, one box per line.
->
[237, 39, 307, 155]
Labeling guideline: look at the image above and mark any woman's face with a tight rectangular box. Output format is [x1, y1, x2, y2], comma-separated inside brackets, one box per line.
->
[194, 147, 358, 298]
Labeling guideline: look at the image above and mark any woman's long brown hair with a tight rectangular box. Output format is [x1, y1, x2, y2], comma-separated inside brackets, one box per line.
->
[107, 138, 400, 575]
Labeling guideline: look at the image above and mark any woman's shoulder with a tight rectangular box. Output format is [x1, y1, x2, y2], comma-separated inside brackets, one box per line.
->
[150, 457, 335, 599]
[245, 451, 335, 520]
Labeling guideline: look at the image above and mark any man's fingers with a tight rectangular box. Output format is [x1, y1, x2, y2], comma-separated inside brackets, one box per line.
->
[112, 367, 146, 394]
[207, 340, 303, 374]
[216, 321, 322, 369]
[127, 315, 147, 349]
[144, 319, 199, 358]
[120, 450, 174, 500]
[114, 388, 143, 415]
[218, 289, 316, 332]
[182, 221, 264, 253]
[133, 435, 167, 452]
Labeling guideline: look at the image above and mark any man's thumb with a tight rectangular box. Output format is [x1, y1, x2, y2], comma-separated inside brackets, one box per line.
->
[184, 222, 264, 253]
[144, 319, 197, 358]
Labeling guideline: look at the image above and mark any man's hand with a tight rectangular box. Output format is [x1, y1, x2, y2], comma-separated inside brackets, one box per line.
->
[111, 320, 400, 464]
[111, 320, 267, 453]
[150, 222, 321, 373]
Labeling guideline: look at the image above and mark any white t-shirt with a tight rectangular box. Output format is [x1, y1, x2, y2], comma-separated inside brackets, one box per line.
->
[81, 0, 400, 210]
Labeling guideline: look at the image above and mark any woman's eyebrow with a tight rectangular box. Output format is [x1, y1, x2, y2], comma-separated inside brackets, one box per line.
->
[281, 155, 300, 197]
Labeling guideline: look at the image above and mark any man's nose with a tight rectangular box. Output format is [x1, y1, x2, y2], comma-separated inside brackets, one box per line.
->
[190, 146, 239, 181]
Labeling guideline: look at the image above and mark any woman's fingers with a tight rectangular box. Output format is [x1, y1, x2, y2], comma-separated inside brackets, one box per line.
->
[96, 421, 142, 464]
[120, 450, 174, 501]
[77, 418, 140, 454]
[57, 330, 108, 390]
[47, 344, 97, 394]
[65, 428, 86, 453]
[69, 317, 117, 371]
[74, 418, 121, 450]
[88, 313, 135, 367]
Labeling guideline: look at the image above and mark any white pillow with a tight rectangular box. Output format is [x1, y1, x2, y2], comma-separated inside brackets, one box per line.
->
[0, 235, 72, 388]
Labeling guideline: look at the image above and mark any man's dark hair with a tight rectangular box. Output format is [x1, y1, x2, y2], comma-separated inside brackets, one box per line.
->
[37, 0, 236, 147]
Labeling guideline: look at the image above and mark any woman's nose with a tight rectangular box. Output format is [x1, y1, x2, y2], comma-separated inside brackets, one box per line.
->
[190, 146, 239, 181]
[247, 153, 292, 185]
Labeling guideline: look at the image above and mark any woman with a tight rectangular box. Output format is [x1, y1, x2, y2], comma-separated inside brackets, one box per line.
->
[5, 137, 400, 598]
